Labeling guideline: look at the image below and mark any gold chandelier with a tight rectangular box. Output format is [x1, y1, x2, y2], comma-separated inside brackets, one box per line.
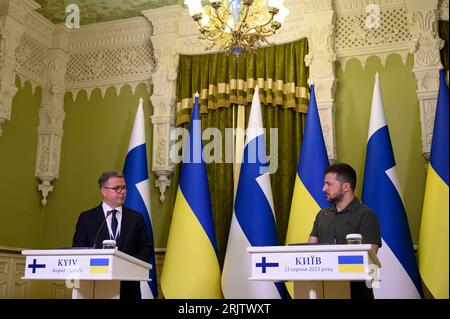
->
[184, 0, 289, 57]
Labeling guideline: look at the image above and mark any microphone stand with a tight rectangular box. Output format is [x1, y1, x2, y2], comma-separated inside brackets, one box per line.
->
[92, 211, 112, 249]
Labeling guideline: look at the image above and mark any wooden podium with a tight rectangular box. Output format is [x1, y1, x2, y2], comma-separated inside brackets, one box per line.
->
[22, 248, 151, 299]
[248, 244, 381, 299]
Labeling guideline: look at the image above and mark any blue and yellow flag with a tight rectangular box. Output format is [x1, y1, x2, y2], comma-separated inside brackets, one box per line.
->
[284, 84, 328, 297]
[285, 84, 329, 245]
[160, 95, 222, 298]
[418, 69, 449, 299]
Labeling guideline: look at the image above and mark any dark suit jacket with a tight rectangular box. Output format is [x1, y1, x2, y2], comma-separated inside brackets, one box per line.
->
[72, 204, 152, 299]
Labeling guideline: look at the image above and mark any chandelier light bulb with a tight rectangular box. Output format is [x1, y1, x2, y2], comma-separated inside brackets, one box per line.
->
[184, 0, 203, 16]
[268, 0, 283, 9]
[274, 5, 289, 24]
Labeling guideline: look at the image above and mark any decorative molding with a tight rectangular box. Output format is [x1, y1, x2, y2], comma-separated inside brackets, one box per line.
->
[335, 4, 413, 70]
[35, 25, 69, 206]
[0, 4, 31, 135]
[409, 9, 444, 69]
[65, 42, 155, 98]
[15, 33, 46, 88]
[141, 5, 183, 37]
[67, 17, 152, 51]
[150, 103, 175, 203]
[303, 0, 333, 13]
[406, 0, 443, 159]
[0, 0, 40, 22]
[334, 0, 406, 13]
[439, 0, 449, 21]
[64, 17, 155, 100]
[144, 8, 181, 202]
[304, 5, 337, 161]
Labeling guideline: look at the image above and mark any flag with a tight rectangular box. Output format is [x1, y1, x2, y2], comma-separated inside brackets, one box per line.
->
[123, 98, 158, 298]
[418, 69, 449, 299]
[222, 85, 286, 298]
[160, 94, 222, 298]
[284, 84, 329, 296]
[362, 73, 423, 299]
[285, 84, 329, 245]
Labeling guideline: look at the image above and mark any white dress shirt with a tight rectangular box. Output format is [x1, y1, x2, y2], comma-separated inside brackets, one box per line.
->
[102, 202, 122, 240]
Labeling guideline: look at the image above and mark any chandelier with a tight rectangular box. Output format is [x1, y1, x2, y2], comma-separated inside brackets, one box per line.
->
[184, 0, 289, 57]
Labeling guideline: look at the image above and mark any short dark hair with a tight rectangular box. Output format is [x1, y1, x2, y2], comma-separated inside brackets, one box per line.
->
[98, 171, 124, 188]
[324, 163, 357, 191]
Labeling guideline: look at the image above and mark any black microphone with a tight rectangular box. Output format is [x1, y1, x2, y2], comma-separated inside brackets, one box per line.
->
[92, 211, 112, 249]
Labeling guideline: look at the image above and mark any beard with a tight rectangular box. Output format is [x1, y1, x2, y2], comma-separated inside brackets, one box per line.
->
[326, 187, 344, 203]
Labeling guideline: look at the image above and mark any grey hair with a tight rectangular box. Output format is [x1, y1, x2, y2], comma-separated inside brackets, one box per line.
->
[98, 171, 124, 188]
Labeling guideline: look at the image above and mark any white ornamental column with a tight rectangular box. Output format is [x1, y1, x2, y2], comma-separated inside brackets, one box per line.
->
[406, 0, 445, 160]
[35, 25, 69, 206]
[142, 6, 183, 202]
[303, 0, 337, 161]
[0, 0, 39, 135]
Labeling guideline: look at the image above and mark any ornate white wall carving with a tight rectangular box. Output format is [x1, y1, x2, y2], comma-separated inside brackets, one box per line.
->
[439, 0, 449, 21]
[0, 0, 39, 135]
[35, 26, 69, 206]
[334, 0, 413, 70]
[142, 6, 182, 202]
[406, 0, 445, 159]
[64, 17, 155, 100]
[303, 0, 338, 161]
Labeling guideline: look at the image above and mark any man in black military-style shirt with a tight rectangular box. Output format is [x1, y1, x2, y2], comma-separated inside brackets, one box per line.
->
[308, 163, 382, 299]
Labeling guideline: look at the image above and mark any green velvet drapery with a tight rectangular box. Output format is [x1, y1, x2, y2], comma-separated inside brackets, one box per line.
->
[172, 38, 309, 265]
[176, 39, 310, 125]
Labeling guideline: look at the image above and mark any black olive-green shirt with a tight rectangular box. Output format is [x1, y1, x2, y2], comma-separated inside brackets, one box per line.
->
[310, 197, 382, 246]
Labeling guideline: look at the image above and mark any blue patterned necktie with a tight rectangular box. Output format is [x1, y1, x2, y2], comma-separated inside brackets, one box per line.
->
[110, 209, 118, 239]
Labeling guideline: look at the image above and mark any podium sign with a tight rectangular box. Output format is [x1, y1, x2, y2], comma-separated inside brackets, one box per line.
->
[22, 249, 151, 299]
[248, 244, 381, 299]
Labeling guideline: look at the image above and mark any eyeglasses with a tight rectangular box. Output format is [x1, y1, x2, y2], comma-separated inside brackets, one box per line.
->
[103, 185, 128, 193]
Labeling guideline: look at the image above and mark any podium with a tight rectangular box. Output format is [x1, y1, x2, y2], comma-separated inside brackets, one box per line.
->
[248, 244, 381, 299]
[22, 248, 151, 299]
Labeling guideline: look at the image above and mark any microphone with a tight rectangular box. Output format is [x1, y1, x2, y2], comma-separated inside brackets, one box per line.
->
[92, 211, 112, 249]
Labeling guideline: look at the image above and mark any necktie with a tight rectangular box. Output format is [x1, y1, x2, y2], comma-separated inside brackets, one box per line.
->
[110, 209, 118, 239]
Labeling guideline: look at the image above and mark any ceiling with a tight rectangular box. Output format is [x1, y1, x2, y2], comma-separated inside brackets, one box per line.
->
[35, 0, 184, 25]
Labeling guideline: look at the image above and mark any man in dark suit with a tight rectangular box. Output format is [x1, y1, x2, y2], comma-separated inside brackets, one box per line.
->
[72, 171, 152, 299]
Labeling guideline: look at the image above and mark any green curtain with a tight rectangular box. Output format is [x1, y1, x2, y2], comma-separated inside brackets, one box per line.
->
[176, 38, 310, 125]
[439, 21, 449, 72]
[172, 38, 309, 265]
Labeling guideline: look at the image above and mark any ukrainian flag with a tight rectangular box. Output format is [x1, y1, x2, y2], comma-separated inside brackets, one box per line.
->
[160, 94, 222, 298]
[284, 85, 328, 295]
[418, 69, 449, 299]
[89, 258, 109, 274]
[338, 256, 364, 273]
[285, 84, 329, 245]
